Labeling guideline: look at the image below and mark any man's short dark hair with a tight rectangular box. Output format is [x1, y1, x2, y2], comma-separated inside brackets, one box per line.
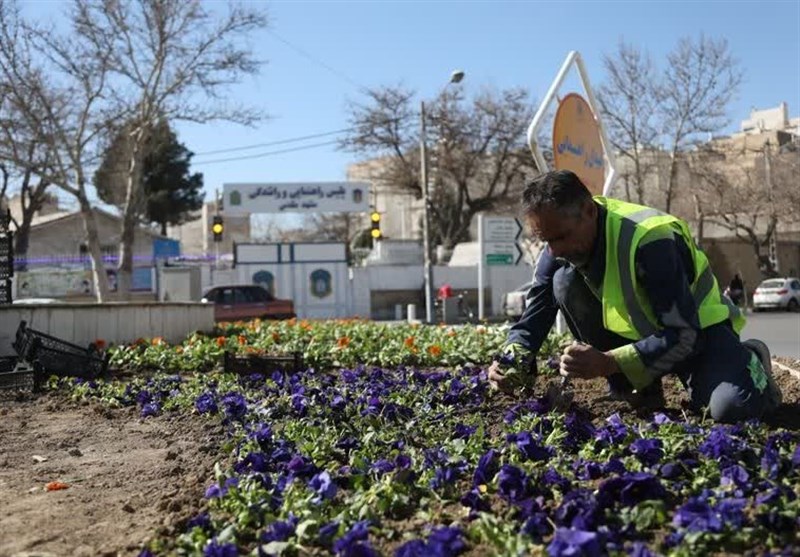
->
[522, 170, 592, 218]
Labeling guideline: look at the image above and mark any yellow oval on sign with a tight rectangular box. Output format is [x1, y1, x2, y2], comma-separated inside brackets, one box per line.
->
[552, 93, 605, 196]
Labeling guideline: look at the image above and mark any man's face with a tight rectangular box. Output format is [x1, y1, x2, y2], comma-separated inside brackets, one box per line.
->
[527, 201, 597, 267]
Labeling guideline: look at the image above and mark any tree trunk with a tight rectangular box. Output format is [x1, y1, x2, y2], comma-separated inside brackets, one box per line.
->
[77, 193, 110, 301]
[665, 148, 679, 214]
[118, 129, 145, 301]
[161, 221, 167, 236]
[692, 194, 704, 247]
[633, 157, 644, 204]
[13, 217, 31, 272]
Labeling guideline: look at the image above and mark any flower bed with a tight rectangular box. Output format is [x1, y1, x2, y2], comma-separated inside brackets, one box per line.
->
[58, 320, 799, 556]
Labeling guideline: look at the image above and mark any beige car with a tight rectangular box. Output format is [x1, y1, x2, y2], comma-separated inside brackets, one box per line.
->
[202, 285, 295, 322]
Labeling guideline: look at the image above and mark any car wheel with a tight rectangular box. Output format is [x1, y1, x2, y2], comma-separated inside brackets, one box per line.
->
[788, 298, 799, 312]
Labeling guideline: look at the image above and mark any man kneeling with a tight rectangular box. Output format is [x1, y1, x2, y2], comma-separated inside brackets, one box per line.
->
[488, 170, 782, 423]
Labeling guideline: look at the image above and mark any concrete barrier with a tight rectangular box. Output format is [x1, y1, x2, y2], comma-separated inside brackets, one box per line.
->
[0, 302, 215, 357]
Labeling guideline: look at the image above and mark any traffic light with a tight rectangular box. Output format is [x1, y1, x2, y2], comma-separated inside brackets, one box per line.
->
[212, 215, 224, 243]
[370, 212, 381, 239]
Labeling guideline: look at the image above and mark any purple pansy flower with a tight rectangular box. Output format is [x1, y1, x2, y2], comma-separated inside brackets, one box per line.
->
[221, 392, 247, 421]
[461, 488, 490, 514]
[204, 477, 239, 499]
[720, 464, 750, 488]
[141, 402, 160, 418]
[547, 528, 603, 557]
[186, 512, 211, 531]
[473, 449, 499, 487]
[203, 539, 238, 557]
[261, 515, 299, 543]
[597, 473, 667, 508]
[454, 423, 477, 439]
[673, 497, 723, 533]
[554, 489, 602, 530]
[195, 392, 218, 414]
[628, 438, 664, 467]
[309, 471, 337, 502]
[542, 467, 572, 492]
[716, 497, 747, 528]
[497, 464, 530, 503]
[318, 520, 341, 543]
[508, 431, 554, 462]
[627, 541, 655, 557]
[333, 520, 371, 555]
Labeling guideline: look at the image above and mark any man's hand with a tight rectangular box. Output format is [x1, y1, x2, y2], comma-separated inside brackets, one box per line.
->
[559, 341, 618, 380]
[488, 360, 535, 393]
[488, 360, 516, 393]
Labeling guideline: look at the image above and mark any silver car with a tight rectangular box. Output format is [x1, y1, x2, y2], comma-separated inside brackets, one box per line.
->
[502, 281, 533, 320]
[752, 277, 800, 312]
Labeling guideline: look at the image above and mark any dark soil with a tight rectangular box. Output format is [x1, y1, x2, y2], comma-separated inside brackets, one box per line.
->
[0, 393, 226, 557]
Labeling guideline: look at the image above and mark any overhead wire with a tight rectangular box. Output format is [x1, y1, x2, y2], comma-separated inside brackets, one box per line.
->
[191, 139, 341, 166]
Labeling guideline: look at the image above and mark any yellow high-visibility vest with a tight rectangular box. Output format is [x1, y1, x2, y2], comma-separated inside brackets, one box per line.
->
[596, 196, 745, 340]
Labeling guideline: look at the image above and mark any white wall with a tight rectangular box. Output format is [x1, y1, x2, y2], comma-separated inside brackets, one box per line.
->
[349, 264, 534, 318]
[0, 303, 214, 357]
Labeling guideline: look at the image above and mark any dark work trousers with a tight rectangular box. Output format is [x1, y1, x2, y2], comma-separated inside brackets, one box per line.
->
[552, 265, 771, 422]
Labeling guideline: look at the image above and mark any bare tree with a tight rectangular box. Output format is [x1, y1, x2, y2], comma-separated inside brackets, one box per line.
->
[304, 212, 365, 262]
[340, 85, 537, 250]
[0, 159, 50, 272]
[597, 41, 660, 203]
[689, 141, 800, 278]
[659, 35, 743, 213]
[71, 0, 267, 298]
[0, 0, 112, 299]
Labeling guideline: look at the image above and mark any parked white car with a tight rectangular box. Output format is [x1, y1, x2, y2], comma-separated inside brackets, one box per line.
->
[502, 281, 533, 320]
[752, 277, 800, 312]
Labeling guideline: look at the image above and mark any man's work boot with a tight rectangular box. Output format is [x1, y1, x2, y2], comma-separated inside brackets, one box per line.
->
[742, 339, 783, 410]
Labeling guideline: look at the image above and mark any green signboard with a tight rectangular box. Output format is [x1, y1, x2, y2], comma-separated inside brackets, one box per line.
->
[486, 253, 513, 266]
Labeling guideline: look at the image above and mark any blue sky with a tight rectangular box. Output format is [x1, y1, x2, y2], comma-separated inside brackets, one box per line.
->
[174, 0, 800, 204]
[20, 0, 800, 213]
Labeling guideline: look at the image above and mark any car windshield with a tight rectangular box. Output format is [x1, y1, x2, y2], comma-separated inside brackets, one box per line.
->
[759, 279, 785, 289]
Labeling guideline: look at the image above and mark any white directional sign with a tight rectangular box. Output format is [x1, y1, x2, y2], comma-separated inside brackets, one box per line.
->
[481, 217, 524, 266]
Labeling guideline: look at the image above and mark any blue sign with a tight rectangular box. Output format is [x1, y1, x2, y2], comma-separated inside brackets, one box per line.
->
[153, 238, 181, 260]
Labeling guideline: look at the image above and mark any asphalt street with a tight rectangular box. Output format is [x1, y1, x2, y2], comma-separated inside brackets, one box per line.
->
[741, 311, 800, 359]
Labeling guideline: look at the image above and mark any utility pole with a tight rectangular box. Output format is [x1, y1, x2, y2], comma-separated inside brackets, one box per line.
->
[764, 141, 779, 274]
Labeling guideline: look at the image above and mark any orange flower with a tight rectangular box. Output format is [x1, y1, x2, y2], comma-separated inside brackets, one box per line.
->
[427, 345, 442, 357]
[272, 332, 281, 343]
[337, 336, 350, 348]
[93, 339, 106, 350]
[151, 337, 165, 346]
[238, 335, 247, 345]
[215, 336, 226, 347]
[404, 336, 416, 348]
[447, 330, 457, 337]
[45, 481, 69, 491]
[175, 346, 184, 354]
[299, 320, 312, 331]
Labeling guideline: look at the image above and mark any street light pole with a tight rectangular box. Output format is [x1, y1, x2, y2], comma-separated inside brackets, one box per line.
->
[420, 99, 434, 323]
[420, 70, 464, 324]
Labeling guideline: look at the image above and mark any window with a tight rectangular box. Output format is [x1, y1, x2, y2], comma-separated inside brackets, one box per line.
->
[218, 288, 235, 305]
[248, 286, 273, 302]
[234, 287, 254, 304]
[792, 280, 800, 290]
[204, 290, 218, 303]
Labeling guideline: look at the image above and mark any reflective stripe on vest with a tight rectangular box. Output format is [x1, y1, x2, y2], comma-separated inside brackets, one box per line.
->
[614, 205, 742, 336]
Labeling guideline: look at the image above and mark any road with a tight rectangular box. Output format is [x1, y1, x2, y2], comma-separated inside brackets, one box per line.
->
[741, 311, 800, 359]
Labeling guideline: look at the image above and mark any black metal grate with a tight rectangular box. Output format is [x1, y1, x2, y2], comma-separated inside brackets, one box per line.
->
[13, 321, 109, 380]
[223, 351, 304, 376]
